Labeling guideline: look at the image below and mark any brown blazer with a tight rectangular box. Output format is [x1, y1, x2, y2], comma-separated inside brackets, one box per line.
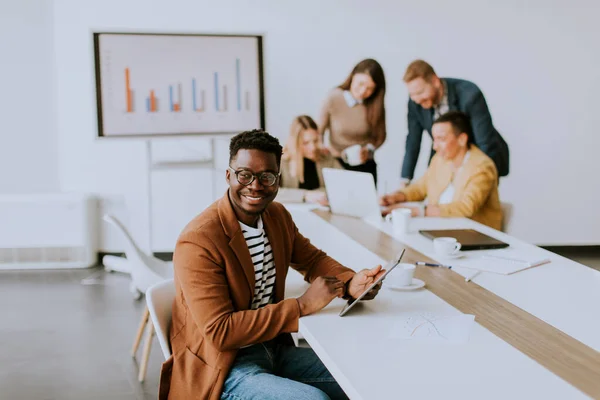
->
[400, 145, 503, 230]
[159, 192, 355, 399]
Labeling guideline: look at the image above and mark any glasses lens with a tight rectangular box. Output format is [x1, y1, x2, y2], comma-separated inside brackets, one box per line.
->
[259, 172, 277, 186]
[237, 171, 254, 185]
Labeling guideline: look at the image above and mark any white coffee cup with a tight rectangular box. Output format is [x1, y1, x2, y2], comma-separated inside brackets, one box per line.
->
[341, 144, 363, 166]
[433, 237, 462, 256]
[388, 263, 416, 287]
[386, 208, 411, 234]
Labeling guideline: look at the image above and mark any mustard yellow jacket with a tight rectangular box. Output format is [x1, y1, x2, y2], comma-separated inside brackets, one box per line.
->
[400, 145, 502, 230]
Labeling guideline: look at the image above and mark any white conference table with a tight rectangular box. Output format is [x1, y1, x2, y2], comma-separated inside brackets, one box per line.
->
[283, 204, 600, 400]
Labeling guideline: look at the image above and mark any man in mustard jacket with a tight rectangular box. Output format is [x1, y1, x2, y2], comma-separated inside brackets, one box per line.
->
[381, 111, 502, 230]
[159, 129, 385, 399]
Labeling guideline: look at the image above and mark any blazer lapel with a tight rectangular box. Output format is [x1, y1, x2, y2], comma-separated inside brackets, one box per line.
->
[228, 233, 255, 295]
[452, 149, 478, 198]
[429, 158, 453, 203]
[218, 192, 256, 297]
[423, 107, 434, 134]
[262, 208, 287, 302]
[445, 79, 460, 111]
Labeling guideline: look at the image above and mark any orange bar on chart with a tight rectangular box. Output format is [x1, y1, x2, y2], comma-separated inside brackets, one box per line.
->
[125, 68, 132, 113]
[150, 90, 156, 112]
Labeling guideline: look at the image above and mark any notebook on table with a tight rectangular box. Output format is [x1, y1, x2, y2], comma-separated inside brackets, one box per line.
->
[454, 249, 552, 275]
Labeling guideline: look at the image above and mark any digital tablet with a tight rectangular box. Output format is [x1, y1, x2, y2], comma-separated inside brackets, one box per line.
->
[339, 249, 406, 317]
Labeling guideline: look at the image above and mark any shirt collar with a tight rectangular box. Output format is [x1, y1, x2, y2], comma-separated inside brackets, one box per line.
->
[437, 80, 448, 109]
[447, 149, 471, 169]
[239, 216, 263, 233]
[343, 90, 362, 107]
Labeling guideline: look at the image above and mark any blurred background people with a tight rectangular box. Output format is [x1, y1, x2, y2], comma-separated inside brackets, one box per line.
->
[278, 115, 342, 205]
[400, 59, 509, 186]
[318, 58, 387, 185]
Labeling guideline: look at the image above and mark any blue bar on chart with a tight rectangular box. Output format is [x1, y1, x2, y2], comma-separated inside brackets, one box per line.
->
[236, 58, 241, 111]
[192, 79, 197, 111]
[169, 85, 174, 112]
[146, 97, 151, 112]
[214, 72, 219, 111]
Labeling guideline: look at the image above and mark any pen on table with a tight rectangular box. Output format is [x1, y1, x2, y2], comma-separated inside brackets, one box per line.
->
[415, 262, 452, 269]
[465, 271, 481, 282]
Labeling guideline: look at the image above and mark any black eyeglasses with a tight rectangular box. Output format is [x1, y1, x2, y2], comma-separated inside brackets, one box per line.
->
[228, 167, 280, 187]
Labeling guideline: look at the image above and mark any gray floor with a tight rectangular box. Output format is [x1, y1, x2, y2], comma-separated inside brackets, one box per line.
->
[1, 248, 598, 400]
[548, 247, 600, 272]
[0, 268, 162, 400]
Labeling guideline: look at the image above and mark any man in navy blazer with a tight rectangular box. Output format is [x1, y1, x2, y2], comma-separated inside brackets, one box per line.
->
[400, 60, 509, 183]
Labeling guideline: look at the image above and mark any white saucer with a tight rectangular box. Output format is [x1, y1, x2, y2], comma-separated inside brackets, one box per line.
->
[437, 252, 464, 260]
[387, 278, 425, 291]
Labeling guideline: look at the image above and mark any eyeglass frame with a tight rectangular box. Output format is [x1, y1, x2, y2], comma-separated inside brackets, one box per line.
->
[227, 166, 281, 187]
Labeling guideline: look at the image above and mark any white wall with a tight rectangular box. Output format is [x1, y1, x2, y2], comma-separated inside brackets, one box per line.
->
[51, 0, 600, 249]
[0, 0, 58, 194]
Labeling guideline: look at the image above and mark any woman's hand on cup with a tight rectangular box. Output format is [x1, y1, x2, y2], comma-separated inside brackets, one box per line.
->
[359, 145, 373, 164]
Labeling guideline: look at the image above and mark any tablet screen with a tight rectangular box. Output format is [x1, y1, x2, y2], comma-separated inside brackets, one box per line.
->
[339, 249, 406, 317]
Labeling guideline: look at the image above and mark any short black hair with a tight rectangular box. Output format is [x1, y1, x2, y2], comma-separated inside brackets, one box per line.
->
[229, 129, 283, 167]
[433, 111, 474, 145]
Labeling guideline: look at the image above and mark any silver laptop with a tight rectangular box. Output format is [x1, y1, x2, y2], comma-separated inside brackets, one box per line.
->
[322, 168, 382, 219]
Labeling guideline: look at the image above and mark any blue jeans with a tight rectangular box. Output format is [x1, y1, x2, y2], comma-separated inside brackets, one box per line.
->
[221, 341, 348, 400]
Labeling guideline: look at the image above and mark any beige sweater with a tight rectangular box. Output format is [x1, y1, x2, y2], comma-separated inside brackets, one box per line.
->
[318, 88, 372, 157]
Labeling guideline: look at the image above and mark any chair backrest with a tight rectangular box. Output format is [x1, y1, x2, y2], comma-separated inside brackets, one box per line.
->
[102, 214, 150, 266]
[102, 214, 173, 287]
[146, 279, 176, 360]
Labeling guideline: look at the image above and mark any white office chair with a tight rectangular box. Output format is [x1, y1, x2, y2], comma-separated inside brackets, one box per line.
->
[102, 214, 174, 382]
[102, 214, 173, 299]
[146, 279, 176, 361]
[501, 202, 513, 232]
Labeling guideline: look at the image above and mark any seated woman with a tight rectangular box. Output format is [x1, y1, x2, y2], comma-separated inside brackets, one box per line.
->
[380, 111, 503, 230]
[278, 115, 342, 205]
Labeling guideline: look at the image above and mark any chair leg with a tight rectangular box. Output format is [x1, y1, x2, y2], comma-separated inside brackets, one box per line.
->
[132, 307, 149, 357]
[138, 320, 154, 382]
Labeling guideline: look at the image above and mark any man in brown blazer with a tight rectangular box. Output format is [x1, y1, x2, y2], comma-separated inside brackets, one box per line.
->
[159, 130, 386, 400]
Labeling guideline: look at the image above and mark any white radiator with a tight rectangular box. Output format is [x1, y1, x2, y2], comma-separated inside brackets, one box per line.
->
[0, 193, 98, 269]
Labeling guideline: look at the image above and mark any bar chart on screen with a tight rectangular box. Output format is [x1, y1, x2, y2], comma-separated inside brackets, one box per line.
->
[95, 33, 263, 137]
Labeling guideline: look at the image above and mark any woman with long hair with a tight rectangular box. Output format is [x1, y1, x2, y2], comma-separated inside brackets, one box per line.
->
[278, 115, 342, 205]
[318, 58, 386, 184]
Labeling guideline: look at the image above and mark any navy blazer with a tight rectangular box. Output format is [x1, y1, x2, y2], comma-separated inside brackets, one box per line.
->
[401, 78, 509, 179]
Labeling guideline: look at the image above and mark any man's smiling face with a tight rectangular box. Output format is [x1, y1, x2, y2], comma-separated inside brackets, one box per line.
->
[226, 149, 280, 223]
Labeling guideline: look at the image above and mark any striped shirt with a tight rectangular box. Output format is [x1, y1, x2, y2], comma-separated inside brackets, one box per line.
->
[239, 217, 275, 309]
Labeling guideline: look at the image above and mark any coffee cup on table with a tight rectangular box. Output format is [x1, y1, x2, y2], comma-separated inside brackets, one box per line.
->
[433, 237, 461, 256]
[387, 263, 416, 287]
[385, 208, 411, 234]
